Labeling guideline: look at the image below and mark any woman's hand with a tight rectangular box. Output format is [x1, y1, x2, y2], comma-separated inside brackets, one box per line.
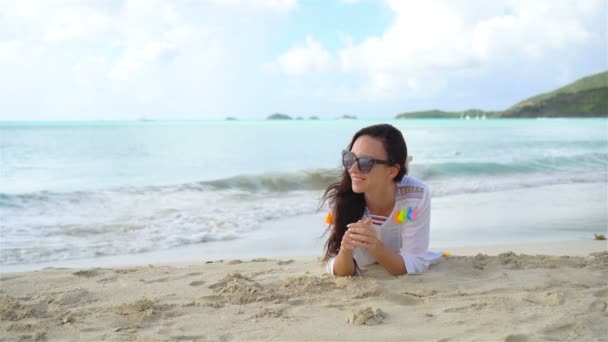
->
[340, 227, 357, 253]
[347, 218, 381, 253]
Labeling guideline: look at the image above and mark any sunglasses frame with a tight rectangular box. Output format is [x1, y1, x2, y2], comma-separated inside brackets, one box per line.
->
[342, 150, 393, 174]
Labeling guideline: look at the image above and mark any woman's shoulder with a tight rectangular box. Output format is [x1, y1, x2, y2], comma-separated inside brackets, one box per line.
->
[398, 175, 428, 188]
[395, 176, 430, 202]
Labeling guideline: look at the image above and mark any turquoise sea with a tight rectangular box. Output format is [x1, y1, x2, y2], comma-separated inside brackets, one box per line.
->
[1, 119, 607, 266]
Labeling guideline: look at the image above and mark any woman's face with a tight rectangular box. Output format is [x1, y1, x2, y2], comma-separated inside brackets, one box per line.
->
[348, 135, 396, 193]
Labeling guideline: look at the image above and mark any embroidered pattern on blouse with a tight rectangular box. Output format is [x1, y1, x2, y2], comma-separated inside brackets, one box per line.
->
[396, 185, 425, 201]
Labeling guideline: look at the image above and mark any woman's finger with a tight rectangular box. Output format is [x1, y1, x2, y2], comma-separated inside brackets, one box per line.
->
[342, 231, 357, 248]
[341, 237, 355, 251]
[349, 228, 374, 237]
[352, 240, 372, 249]
[349, 232, 368, 242]
[351, 233, 371, 243]
[348, 220, 374, 228]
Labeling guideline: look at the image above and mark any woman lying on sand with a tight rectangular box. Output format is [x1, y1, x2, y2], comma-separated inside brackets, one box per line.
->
[322, 124, 442, 277]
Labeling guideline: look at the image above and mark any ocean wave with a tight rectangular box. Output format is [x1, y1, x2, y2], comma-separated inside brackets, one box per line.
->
[0, 190, 321, 265]
[415, 152, 608, 179]
[190, 169, 342, 192]
[1, 170, 606, 265]
[1, 152, 607, 205]
[428, 172, 608, 197]
[0, 170, 341, 209]
[198, 152, 607, 191]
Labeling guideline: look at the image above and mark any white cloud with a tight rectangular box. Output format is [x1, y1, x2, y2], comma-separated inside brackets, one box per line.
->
[72, 56, 108, 85]
[0, 1, 121, 43]
[0, 1, 219, 119]
[0, 0, 300, 119]
[0, 0, 193, 84]
[42, 6, 117, 42]
[0, 41, 23, 64]
[109, 42, 178, 81]
[273, 0, 603, 101]
[471, 1, 594, 61]
[343, 0, 601, 99]
[208, 0, 298, 11]
[274, 36, 331, 75]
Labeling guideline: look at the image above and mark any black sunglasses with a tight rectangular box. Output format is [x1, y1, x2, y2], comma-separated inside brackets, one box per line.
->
[342, 150, 393, 174]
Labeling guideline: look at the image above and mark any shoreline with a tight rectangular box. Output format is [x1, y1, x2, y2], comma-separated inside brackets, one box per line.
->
[2, 180, 605, 272]
[2, 239, 605, 274]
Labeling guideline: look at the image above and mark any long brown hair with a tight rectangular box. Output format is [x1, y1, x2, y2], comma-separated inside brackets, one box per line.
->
[321, 124, 408, 263]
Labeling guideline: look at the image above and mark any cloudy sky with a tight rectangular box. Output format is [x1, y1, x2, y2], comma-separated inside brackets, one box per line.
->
[0, 0, 605, 120]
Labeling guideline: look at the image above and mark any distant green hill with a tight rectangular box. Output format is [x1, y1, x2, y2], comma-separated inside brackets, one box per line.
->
[503, 71, 607, 117]
[396, 71, 607, 119]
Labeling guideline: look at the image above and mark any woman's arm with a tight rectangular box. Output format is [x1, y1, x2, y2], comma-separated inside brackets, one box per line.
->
[329, 225, 361, 276]
[332, 248, 356, 276]
[368, 242, 407, 276]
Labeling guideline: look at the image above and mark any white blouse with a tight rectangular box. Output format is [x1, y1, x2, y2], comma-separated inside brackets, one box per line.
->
[325, 175, 443, 276]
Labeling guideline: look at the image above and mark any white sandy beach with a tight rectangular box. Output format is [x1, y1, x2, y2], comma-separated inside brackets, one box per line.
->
[1, 239, 607, 341]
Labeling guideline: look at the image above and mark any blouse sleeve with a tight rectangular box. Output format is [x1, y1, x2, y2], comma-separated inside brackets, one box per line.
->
[326, 255, 336, 275]
[326, 255, 360, 276]
[399, 186, 432, 274]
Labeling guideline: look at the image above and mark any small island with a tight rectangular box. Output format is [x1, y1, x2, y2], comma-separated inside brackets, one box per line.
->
[338, 115, 357, 120]
[266, 113, 293, 120]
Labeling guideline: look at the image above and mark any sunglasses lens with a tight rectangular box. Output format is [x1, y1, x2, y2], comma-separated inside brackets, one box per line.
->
[358, 157, 374, 173]
[342, 151, 356, 169]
